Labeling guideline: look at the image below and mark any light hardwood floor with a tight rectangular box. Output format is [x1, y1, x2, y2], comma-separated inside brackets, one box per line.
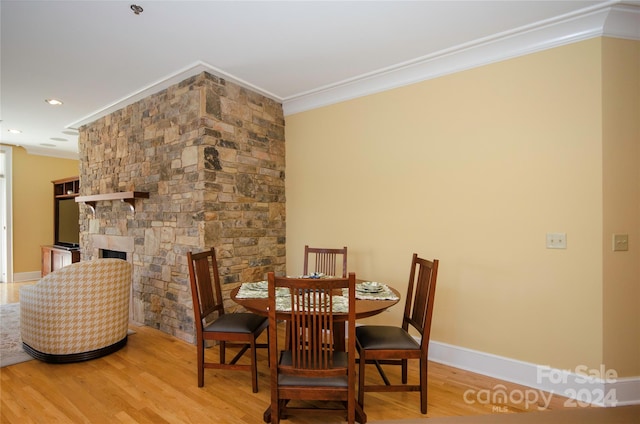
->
[1, 282, 571, 423]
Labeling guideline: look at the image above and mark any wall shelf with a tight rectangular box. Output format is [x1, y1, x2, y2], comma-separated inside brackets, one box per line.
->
[53, 176, 80, 198]
[76, 191, 149, 213]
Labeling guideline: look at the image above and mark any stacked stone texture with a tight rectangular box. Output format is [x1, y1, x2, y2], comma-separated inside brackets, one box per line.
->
[78, 72, 286, 343]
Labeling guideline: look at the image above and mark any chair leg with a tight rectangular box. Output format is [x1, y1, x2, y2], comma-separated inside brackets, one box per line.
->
[266, 328, 270, 358]
[358, 351, 366, 408]
[420, 358, 428, 414]
[348, 396, 355, 424]
[250, 338, 258, 393]
[197, 339, 205, 387]
[220, 340, 226, 364]
[402, 358, 408, 384]
[268, 399, 280, 424]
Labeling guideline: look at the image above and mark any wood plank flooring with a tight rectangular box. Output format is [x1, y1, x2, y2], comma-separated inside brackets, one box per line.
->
[1, 282, 572, 423]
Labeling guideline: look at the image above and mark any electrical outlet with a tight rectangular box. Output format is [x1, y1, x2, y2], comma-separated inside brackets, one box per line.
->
[546, 233, 567, 249]
[613, 234, 629, 251]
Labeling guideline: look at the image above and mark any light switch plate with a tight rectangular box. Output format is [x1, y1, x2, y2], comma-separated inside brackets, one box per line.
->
[613, 234, 629, 251]
[546, 233, 567, 249]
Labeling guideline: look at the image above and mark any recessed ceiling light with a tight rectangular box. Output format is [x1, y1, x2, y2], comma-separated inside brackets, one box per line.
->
[45, 99, 63, 105]
[62, 130, 78, 136]
[50, 137, 68, 142]
[8, 129, 22, 134]
[39, 143, 56, 147]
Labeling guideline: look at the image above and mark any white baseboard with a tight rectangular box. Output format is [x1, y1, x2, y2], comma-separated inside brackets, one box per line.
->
[12, 271, 41, 283]
[428, 340, 640, 407]
[607, 377, 640, 407]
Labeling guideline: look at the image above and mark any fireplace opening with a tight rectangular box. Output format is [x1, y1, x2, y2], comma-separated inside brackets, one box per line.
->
[101, 249, 127, 260]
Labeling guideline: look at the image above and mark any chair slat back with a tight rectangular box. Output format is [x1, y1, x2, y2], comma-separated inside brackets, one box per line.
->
[268, 272, 356, 378]
[303, 245, 348, 277]
[187, 248, 225, 331]
[403, 254, 439, 344]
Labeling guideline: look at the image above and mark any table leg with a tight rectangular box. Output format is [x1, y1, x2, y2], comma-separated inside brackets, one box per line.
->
[355, 400, 367, 423]
[263, 401, 366, 423]
[334, 322, 346, 351]
[263, 405, 271, 423]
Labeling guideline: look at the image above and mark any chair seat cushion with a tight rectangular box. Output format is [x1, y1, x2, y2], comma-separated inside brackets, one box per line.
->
[205, 313, 267, 333]
[356, 325, 420, 350]
[277, 351, 349, 387]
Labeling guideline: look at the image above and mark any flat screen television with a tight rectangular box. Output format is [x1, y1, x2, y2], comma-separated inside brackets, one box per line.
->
[55, 197, 80, 248]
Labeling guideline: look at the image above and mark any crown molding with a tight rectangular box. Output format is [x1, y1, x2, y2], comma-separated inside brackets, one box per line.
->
[68, 61, 282, 131]
[282, 2, 640, 116]
[603, 2, 640, 39]
[66, 2, 640, 129]
[22, 145, 79, 160]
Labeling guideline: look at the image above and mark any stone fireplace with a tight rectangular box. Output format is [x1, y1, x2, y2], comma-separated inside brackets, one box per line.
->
[77, 72, 286, 343]
[91, 234, 137, 323]
[101, 249, 127, 260]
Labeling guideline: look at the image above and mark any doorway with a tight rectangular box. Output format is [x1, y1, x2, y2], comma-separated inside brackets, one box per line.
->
[0, 146, 13, 283]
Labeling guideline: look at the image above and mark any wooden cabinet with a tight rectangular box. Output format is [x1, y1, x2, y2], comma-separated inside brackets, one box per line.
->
[42, 176, 81, 277]
[41, 245, 80, 277]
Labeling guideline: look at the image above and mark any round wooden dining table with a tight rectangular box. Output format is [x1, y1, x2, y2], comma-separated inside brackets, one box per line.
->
[231, 280, 401, 352]
[230, 280, 401, 321]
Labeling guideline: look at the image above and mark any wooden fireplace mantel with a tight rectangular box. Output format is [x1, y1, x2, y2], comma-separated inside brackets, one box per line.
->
[75, 191, 149, 214]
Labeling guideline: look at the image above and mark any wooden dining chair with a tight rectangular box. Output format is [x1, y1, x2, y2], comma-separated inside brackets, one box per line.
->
[265, 272, 360, 424]
[355, 253, 439, 414]
[303, 245, 348, 277]
[187, 248, 269, 393]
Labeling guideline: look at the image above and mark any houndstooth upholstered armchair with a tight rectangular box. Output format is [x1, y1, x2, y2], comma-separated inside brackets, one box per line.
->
[20, 258, 132, 363]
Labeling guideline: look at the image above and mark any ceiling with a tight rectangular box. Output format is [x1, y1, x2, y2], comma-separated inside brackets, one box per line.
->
[1, 1, 639, 159]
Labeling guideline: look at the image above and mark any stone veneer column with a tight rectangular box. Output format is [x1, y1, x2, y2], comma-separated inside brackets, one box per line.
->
[78, 72, 286, 343]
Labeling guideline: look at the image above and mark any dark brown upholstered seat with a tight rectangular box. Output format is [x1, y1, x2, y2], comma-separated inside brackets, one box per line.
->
[356, 253, 439, 414]
[187, 247, 268, 393]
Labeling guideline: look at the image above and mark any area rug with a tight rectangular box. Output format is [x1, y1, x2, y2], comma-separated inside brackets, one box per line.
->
[0, 303, 33, 367]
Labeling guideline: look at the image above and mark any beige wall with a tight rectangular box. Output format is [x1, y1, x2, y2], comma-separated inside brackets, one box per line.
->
[11, 147, 79, 273]
[285, 38, 639, 376]
[602, 38, 640, 377]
